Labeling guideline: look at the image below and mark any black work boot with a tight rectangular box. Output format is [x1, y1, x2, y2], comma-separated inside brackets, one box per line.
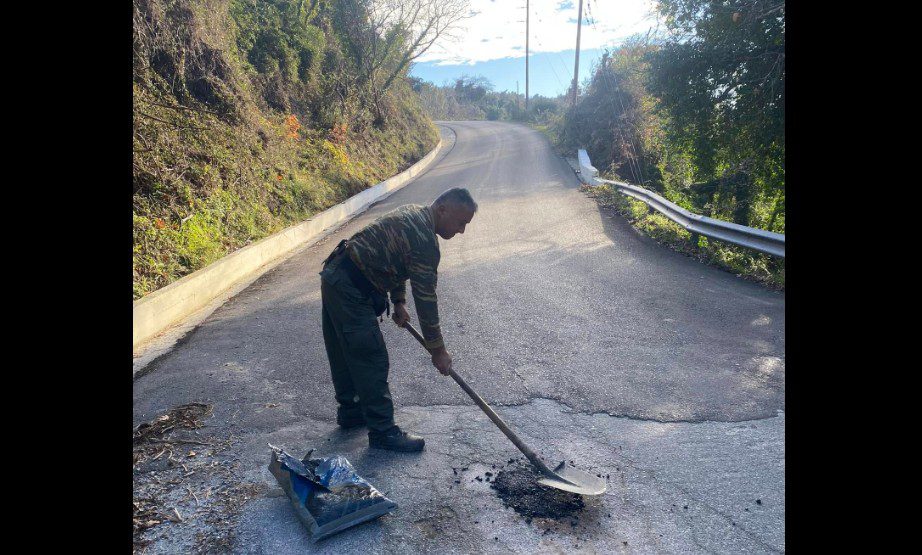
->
[368, 426, 425, 452]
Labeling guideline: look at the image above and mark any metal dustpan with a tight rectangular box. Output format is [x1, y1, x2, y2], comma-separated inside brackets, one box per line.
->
[404, 324, 607, 496]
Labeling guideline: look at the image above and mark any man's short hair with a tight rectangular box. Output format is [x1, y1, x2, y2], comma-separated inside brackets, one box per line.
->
[434, 187, 478, 213]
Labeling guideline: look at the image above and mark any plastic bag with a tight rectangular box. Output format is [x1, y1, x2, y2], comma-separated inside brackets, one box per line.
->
[268, 444, 397, 542]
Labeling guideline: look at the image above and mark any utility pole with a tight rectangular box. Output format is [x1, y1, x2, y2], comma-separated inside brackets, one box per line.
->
[572, 0, 584, 106]
[525, 0, 529, 112]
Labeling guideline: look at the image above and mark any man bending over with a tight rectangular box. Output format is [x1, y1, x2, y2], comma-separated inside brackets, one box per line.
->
[319, 187, 477, 451]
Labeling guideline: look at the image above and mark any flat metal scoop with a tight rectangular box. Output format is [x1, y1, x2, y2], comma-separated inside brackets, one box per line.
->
[404, 324, 608, 496]
[537, 461, 608, 495]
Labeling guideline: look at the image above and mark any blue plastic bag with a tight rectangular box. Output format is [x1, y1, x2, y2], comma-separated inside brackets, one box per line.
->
[268, 445, 397, 542]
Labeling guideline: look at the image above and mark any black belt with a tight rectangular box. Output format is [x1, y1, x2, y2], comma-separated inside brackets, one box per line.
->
[324, 240, 389, 317]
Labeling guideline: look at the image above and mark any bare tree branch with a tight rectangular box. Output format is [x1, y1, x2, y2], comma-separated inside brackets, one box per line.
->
[357, 0, 471, 99]
[376, 0, 471, 93]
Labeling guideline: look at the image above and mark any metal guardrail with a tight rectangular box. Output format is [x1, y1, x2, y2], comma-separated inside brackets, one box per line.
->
[576, 149, 785, 258]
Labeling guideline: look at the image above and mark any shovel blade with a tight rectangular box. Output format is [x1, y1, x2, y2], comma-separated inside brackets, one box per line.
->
[537, 461, 608, 496]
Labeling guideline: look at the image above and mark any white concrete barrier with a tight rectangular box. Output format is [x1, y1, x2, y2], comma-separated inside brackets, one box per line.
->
[133, 136, 444, 351]
[577, 149, 600, 186]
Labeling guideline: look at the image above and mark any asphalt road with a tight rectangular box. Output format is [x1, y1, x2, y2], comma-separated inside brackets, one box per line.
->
[133, 121, 785, 553]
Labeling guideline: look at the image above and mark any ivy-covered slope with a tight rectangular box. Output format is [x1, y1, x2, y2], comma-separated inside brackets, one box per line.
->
[133, 0, 439, 299]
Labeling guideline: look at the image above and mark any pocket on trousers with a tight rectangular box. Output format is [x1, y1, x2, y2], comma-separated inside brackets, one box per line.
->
[320, 264, 341, 286]
[342, 324, 385, 356]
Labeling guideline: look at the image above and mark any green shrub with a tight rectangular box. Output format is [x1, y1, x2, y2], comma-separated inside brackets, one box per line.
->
[133, 0, 439, 299]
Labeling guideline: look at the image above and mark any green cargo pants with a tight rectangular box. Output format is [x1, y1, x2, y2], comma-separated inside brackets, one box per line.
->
[319, 253, 394, 432]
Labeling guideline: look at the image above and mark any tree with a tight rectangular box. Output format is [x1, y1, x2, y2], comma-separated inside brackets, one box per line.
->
[556, 40, 662, 189]
[371, 0, 471, 91]
[453, 74, 492, 103]
[334, 0, 472, 122]
[647, 0, 785, 227]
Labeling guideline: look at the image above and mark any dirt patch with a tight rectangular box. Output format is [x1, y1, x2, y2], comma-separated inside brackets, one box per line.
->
[134, 403, 212, 461]
[414, 506, 460, 540]
[490, 463, 585, 520]
[133, 403, 265, 554]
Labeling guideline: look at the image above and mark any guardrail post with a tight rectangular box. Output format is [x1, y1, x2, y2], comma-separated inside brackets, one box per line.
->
[689, 231, 700, 248]
[577, 149, 600, 186]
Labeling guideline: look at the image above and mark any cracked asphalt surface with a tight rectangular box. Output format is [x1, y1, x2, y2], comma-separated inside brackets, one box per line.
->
[133, 121, 785, 553]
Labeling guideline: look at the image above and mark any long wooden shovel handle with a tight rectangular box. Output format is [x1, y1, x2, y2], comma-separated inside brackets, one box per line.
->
[403, 323, 555, 478]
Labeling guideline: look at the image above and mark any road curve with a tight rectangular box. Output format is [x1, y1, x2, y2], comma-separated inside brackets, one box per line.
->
[134, 121, 785, 553]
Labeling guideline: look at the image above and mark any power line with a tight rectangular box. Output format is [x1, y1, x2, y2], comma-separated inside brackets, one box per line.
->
[534, 47, 565, 94]
[555, 52, 573, 84]
[546, 60, 566, 92]
[583, 2, 648, 187]
[617, 91, 647, 186]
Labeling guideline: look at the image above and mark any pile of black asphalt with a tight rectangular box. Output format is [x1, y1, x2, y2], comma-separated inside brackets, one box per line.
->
[487, 458, 586, 521]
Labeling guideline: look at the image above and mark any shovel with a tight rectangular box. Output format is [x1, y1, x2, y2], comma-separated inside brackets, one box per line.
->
[403, 323, 607, 496]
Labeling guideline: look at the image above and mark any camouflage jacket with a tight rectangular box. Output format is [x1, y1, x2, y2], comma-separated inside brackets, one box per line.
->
[346, 204, 444, 350]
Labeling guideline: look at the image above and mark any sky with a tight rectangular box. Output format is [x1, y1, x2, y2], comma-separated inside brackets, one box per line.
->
[410, 0, 660, 98]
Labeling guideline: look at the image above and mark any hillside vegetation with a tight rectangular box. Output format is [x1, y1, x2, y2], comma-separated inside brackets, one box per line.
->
[414, 74, 562, 126]
[557, 2, 785, 235]
[556, 1, 784, 287]
[133, 0, 440, 299]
